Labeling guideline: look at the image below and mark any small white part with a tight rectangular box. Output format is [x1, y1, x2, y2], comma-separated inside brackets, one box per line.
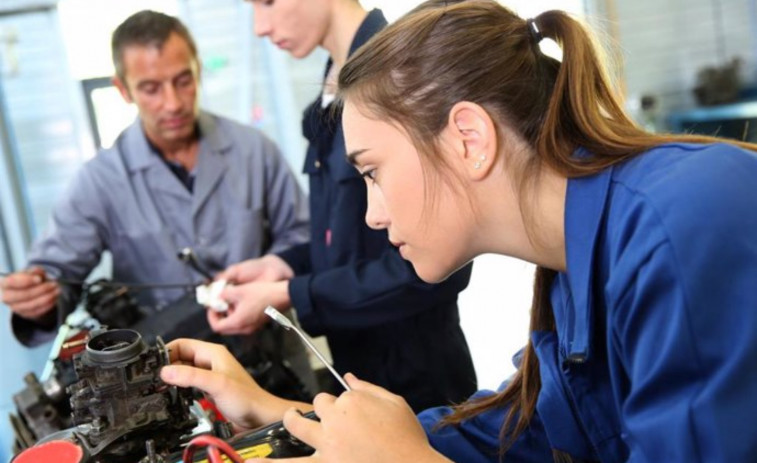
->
[196, 280, 229, 313]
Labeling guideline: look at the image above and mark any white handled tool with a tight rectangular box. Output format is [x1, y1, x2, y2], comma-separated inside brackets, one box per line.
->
[264, 306, 351, 391]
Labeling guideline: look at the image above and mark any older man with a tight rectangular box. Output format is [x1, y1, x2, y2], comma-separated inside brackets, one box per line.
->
[0, 10, 315, 395]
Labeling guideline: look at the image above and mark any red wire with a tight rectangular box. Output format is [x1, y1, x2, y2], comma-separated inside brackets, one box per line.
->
[207, 446, 223, 463]
[182, 434, 246, 463]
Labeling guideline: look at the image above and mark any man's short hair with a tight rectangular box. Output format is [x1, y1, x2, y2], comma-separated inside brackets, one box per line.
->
[111, 10, 198, 82]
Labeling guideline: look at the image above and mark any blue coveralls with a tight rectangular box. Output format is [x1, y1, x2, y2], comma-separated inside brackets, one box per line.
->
[420, 143, 757, 462]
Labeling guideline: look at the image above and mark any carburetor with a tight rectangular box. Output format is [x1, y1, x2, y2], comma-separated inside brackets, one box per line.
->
[25, 328, 197, 463]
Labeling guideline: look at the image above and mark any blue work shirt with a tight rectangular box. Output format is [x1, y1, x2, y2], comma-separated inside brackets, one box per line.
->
[419, 143, 757, 462]
[13, 111, 309, 345]
[276, 9, 477, 411]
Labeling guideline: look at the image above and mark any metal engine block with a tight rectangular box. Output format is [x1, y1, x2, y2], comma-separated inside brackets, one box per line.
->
[38, 328, 197, 463]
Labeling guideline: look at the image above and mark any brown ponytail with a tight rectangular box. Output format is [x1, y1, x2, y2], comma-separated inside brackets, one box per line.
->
[531, 9, 755, 175]
[533, 10, 658, 175]
[431, 267, 557, 456]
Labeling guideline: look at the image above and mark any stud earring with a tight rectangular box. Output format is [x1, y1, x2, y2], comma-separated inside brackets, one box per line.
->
[473, 155, 486, 169]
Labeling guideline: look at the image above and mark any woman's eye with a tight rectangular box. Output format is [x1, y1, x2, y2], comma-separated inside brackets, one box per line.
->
[360, 169, 376, 182]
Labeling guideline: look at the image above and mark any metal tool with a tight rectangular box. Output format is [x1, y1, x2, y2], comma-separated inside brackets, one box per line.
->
[177, 247, 214, 281]
[264, 306, 351, 391]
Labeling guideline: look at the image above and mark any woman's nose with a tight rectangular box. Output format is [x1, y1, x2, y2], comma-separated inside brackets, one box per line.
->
[365, 188, 389, 230]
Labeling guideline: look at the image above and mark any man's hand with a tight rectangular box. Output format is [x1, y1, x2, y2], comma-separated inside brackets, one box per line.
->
[206, 280, 291, 335]
[0, 267, 59, 320]
[216, 255, 294, 284]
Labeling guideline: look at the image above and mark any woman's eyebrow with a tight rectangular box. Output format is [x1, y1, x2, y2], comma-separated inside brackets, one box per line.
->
[346, 148, 369, 165]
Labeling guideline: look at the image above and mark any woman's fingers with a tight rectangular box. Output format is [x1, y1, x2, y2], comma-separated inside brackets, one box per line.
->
[160, 363, 232, 397]
[282, 407, 324, 451]
[165, 338, 230, 370]
[343, 373, 404, 404]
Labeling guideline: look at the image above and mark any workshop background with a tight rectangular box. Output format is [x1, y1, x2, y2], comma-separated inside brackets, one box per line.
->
[0, 0, 755, 460]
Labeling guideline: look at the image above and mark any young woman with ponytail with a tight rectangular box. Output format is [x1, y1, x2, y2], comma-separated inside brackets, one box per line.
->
[159, 1, 757, 461]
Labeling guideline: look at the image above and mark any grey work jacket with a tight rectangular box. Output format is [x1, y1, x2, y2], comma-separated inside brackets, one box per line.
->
[14, 111, 309, 344]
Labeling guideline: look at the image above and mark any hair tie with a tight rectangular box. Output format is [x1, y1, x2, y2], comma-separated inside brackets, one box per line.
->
[526, 18, 543, 44]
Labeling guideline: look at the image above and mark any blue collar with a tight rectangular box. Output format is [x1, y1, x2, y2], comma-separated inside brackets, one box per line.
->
[560, 155, 613, 361]
[349, 9, 387, 56]
[322, 9, 387, 81]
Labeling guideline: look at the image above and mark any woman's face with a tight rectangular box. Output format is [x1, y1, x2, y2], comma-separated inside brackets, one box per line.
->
[250, 0, 330, 58]
[343, 101, 475, 283]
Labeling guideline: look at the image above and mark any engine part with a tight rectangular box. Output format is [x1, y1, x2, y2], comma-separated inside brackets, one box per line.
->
[166, 412, 316, 462]
[13, 327, 316, 463]
[10, 290, 310, 454]
[30, 328, 197, 463]
[12, 440, 84, 463]
[195, 279, 229, 313]
[10, 372, 71, 452]
[84, 281, 145, 329]
[70, 328, 196, 460]
[9, 331, 84, 454]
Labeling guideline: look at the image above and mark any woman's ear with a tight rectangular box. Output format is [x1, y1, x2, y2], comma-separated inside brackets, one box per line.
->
[445, 101, 498, 180]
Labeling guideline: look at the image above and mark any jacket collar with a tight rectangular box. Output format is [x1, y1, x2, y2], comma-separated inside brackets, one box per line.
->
[120, 111, 231, 173]
[349, 9, 387, 56]
[560, 150, 613, 361]
[192, 113, 231, 216]
[304, 9, 388, 143]
[117, 111, 230, 214]
[321, 9, 387, 82]
[119, 117, 159, 172]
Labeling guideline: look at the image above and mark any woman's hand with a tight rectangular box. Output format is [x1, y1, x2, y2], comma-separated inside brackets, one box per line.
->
[160, 338, 311, 431]
[252, 374, 450, 463]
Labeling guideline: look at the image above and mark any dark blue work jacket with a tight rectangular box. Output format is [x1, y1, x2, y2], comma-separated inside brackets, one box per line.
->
[277, 9, 477, 411]
[419, 143, 757, 462]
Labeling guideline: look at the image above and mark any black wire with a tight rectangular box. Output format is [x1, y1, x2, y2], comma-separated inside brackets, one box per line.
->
[0, 271, 202, 292]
